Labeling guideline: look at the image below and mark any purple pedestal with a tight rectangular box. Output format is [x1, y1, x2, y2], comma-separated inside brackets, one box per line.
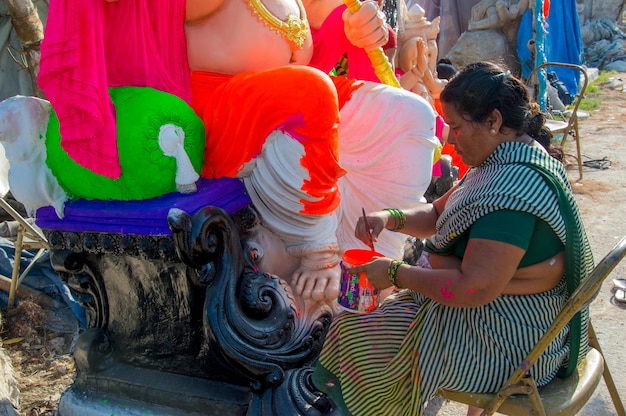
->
[36, 178, 251, 235]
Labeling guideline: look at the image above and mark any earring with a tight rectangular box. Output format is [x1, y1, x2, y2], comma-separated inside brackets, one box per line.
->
[489, 128, 497, 135]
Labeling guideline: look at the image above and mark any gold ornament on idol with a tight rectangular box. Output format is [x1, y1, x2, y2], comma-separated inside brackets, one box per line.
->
[246, 0, 309, 49]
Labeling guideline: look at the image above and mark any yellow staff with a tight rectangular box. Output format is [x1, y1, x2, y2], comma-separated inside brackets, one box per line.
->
[344, 0, 442, 166]
[343, 0, 400, 88]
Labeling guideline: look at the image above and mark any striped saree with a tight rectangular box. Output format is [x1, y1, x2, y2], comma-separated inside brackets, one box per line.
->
[313, 142, 594, 415]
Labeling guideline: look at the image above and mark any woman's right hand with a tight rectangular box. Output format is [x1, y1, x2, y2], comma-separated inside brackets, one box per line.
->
[354, 210, 390, 247]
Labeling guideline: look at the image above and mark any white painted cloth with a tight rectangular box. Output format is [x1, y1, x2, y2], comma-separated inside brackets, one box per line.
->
[244, 82, 439, 261]
[337, 82, 439, 258]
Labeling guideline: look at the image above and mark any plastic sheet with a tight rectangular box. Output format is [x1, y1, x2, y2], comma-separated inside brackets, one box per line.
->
[517, 0, 584, 96]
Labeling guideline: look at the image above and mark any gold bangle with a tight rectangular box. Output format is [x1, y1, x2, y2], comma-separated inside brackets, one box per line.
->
[388, 260, 406, 288]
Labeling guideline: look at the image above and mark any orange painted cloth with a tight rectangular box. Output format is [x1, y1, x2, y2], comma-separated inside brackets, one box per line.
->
[190, 67, 362, 215]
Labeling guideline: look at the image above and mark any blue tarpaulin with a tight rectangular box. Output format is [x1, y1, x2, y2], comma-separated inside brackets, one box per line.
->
[0, 239, 86, 328]
[517, 0, 585, 97]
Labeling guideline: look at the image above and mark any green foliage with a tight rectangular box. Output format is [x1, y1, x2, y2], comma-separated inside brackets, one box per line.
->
[594, 70, 619, 85]
[578, 70, 619, 111]
[579, 97, 601, 111]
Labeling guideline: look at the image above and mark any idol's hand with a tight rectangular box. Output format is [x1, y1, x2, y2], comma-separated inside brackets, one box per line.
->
[343, 0, 389, 52]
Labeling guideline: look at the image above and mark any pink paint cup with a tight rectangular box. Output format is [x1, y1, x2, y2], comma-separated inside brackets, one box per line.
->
[338, 249, 382, 313]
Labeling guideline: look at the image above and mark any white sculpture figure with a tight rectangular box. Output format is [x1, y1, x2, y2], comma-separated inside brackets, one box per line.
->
[446, 0, 528, 73]
[0, 95, 68, 218]
[396, 1, 446, 108]
[0, 146, 9, 197]
[467, 0, 529, 32]
[158, 124, 200, 194]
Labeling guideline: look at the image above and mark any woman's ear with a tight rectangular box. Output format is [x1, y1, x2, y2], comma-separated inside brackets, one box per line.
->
[488, 108, 504, 132]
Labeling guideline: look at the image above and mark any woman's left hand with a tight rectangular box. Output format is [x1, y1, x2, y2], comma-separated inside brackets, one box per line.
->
[347, 256, 394, 290]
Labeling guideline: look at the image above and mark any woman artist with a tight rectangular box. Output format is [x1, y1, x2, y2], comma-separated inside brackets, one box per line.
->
[311, 61, 594, 415]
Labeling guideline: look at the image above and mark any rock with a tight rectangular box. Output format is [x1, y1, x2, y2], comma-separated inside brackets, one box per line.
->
[605, 60, 626, 72]
[0, 348, 19, 416]
[445, 29, 520, 74]
[589, 0, 624, 22]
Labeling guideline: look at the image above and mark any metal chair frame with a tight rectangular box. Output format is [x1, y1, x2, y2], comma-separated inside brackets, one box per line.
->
[439, 235, 626, 416]
[0, 197, 49, 308]
[527, 62, 589, 181]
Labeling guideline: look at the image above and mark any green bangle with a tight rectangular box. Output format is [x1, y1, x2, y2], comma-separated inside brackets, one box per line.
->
[383, 208, 406, 232]
[388, 260, 406, 288]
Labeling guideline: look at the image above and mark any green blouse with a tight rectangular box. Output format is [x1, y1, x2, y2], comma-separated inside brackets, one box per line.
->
[450, 209, 564, 268]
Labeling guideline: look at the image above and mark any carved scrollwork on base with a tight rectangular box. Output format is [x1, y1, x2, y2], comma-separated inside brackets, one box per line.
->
[72, 328, 115, 373]
[247, 367, 340, 415]
[47, 248, 108, 329]
[167, 205, 335, 415]
[45, 229, 179, 261]
[42, 202, 335, 415]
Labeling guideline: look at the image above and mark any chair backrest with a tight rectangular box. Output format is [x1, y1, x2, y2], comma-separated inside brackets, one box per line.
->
[526, 62, 589, 180]
[483, 235, 626, 413]
[527, 62, 589, 116]
[0, 197, 47, 246]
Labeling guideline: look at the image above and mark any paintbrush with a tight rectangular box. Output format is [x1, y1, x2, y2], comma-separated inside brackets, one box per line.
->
[362, 207, 375, 252]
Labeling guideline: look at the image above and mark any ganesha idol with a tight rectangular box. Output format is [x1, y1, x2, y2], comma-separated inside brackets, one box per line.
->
[0, 0, 439, 414]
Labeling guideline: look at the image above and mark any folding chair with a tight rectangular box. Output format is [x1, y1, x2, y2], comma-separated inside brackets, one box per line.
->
[438, 235, 626, 416]
[527, 63, 589, 181]
[0, 196, 49, 308]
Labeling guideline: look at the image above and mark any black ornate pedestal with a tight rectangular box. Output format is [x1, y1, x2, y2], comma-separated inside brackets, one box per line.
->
[36, 179, 336, 416]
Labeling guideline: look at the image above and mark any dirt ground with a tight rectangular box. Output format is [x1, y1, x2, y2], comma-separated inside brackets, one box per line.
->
[0, 300, 75, 416]
[565, 72, 626, 415]
[1, 72, 626, 416]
